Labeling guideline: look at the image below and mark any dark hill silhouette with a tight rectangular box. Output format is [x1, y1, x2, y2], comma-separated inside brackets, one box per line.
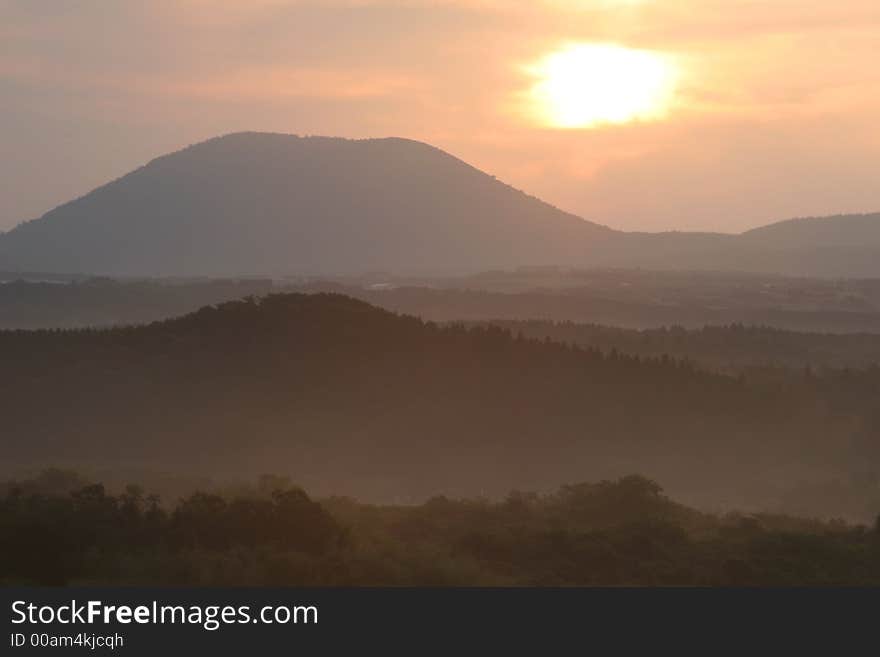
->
[0, 133, 612, 276]
[0, 131, 877, 276]
[3, 293, 877, 511]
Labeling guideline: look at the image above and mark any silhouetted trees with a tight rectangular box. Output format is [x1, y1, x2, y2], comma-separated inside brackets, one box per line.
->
[0, 474, 346, 585]
[482, 319, 880, 374]
[2, 471, 879, 586]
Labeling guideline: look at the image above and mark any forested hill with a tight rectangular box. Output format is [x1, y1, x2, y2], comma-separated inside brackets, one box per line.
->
[2, 293, 878, 515]
[479, 320, 880, 373]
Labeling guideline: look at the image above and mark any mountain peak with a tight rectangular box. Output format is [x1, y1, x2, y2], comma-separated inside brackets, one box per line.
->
[0, 132, 607, 277]
[1, 132, 878, 278]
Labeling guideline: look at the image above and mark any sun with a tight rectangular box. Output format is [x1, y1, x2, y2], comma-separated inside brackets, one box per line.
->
[528, 43, 678, 129]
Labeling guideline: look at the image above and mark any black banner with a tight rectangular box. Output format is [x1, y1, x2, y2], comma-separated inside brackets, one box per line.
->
[2, 587, 877, 653]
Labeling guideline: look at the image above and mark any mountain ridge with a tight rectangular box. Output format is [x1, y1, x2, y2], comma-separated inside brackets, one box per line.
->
[1, 131, 878, 277]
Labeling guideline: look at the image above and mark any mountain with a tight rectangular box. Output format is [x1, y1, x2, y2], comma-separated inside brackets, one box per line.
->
[741, 213, 880, 249]
[0, 131, 877, 277]
[596, 213, 880, 277]
[0, 133, 612, 276]
[2, 293, 876, 513]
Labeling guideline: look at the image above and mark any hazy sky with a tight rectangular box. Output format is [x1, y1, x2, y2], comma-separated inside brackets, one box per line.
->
[3, 0, 879, 233]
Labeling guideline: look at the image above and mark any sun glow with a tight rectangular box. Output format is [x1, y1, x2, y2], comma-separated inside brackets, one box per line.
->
[528, 43, 678, 128]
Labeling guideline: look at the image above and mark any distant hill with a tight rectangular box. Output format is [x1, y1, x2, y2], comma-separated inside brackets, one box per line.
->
[0, 133, 611, 276]
[2, 293, 878, 514]
[597, 214, 880, 277]
[0, 131, 877, 277]
[741, 213, 880, 249]
[8, 276, 880, 369]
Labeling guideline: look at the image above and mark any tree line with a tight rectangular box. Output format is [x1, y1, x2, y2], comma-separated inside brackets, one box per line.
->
[2, 469, 879, 586]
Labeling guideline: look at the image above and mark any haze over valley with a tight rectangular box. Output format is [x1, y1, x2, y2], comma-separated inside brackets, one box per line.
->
[4, 0, 880, 589]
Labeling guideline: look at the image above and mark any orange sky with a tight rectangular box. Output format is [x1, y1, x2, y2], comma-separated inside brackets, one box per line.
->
[2, 0, 880, 233]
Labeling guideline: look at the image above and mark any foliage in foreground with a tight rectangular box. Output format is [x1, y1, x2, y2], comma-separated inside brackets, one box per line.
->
[1, 470, 879, 587]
